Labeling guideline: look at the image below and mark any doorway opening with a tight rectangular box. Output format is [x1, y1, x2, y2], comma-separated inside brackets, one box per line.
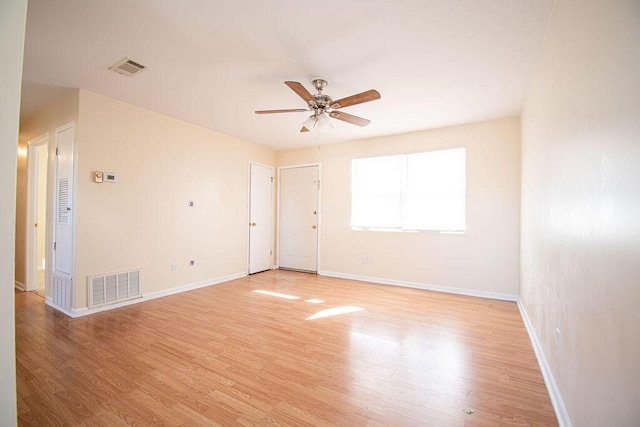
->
[26, 134, 49, 297]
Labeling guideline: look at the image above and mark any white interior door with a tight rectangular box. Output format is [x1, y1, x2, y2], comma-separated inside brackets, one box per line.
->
[279, 166, 319, 272]
[52, 123, 75, 310]
[249, 163, 273, 274]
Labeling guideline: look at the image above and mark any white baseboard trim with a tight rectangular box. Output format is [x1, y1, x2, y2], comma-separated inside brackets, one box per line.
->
[318, 270, 518, 302]
[53, 272, 248, 318]
[517, 300, 572, 427]
[15, 281, 26, 291]
[45, 297, 75, 317]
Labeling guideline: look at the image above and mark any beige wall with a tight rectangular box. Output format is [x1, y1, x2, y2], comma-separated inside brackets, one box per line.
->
[74, 90, 275, 309]
[278, 117, 521, 297]
[520, 0, 640, 425]
[1, 0, 27, 423]
[16, 90, 79, 288]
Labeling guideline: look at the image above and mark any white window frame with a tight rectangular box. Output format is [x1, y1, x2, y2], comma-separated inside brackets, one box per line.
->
[351, 147, 466, 233]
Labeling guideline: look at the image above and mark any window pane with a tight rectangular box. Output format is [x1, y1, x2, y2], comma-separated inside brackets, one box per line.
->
[404, 193, 465, 231]
[352, 155, 403, 228]
[352, 195, 402, 228]
[352, 155, 403, 194]
[406, 148, 465, 193]
[404, 148, 465, 231]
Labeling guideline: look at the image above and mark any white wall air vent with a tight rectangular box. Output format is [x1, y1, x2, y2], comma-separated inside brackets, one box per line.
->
[87, 268, 142, 308]
[52, 275, 72, 311]
[109, 57, 146, 77]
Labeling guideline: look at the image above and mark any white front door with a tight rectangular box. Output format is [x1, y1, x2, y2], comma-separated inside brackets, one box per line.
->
[278, 166, 319, 272]
[249, 163, 274, 274]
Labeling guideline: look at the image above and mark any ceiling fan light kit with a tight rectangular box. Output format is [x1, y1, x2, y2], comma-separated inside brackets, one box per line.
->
[256, 77, 380, 133]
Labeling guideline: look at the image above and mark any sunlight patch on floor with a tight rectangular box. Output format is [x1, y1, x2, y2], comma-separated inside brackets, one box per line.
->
[252, 290, 299, 300]
[305, 299, 325, 304]
[306, 306, 363, 320]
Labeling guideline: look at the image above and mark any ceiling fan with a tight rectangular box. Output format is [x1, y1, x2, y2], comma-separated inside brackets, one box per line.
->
[255, 78, 381, 133]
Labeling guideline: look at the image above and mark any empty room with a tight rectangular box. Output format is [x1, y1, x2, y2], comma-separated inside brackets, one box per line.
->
[2, 0, 638, 426]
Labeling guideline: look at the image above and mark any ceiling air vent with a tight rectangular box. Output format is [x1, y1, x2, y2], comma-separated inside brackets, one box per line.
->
[109, 57, 146, 77]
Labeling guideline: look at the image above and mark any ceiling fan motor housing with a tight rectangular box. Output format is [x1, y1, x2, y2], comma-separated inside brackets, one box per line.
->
[311, 94, 333, 110]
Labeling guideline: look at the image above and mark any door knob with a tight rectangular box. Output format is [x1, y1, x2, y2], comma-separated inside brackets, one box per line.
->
[251, 222, 257, 226]
[312, 225, 317, 229]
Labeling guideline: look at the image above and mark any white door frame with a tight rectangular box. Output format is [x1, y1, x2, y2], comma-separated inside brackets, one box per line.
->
[26, 133, 49, 292]
[247, 161, 274, 274]
[276, 163, 322, 271]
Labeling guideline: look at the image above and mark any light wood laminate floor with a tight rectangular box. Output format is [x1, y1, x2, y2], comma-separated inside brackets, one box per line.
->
[16, 270, 557, 426]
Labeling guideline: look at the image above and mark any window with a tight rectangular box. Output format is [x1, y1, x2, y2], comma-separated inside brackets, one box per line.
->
[351, 148, 466, 232]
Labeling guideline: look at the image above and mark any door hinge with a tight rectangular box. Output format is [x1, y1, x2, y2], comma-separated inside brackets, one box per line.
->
[271, 176, 274, 183]
[54, 242, 57, 250]
[55, 147, 59, 156]
[270, 250, 272, 255]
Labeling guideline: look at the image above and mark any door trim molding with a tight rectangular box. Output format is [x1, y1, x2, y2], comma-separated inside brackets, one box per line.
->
[276, 163, 322, 271]
[26, 133, 49, 292]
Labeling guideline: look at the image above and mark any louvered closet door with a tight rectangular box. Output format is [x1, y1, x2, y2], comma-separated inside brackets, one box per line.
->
[53, 124, 74, 278]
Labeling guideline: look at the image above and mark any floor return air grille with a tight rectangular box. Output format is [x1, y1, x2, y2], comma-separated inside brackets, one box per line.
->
[87, 269, 141, 308]
[52, 275, 72, 311]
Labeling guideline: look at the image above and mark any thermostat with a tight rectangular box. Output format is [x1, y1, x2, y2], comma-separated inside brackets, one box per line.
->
[103, 172, 118, 183]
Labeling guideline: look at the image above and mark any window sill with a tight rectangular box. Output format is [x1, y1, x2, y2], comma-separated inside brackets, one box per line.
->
[351, 227, 466, 235]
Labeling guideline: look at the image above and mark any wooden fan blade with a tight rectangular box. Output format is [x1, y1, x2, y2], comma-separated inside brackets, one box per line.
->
[285, 81, 315, 103]
[329, 111, 371, 127]
[329, 89, 380, 109]
[300, 126, 310, 132]
[255, 109, 308, 114]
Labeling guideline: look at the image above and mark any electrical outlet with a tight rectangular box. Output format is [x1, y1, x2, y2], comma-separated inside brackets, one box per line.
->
[171, 263, 177, 273]
[362, 256, 368, 264]
[555, 328, 561, 353]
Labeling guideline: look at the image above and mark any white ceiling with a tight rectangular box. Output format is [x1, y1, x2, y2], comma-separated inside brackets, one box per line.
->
[21, 0, 555, 150]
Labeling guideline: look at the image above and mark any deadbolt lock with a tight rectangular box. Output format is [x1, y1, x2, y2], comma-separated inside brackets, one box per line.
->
[312, 225, 317, 229]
